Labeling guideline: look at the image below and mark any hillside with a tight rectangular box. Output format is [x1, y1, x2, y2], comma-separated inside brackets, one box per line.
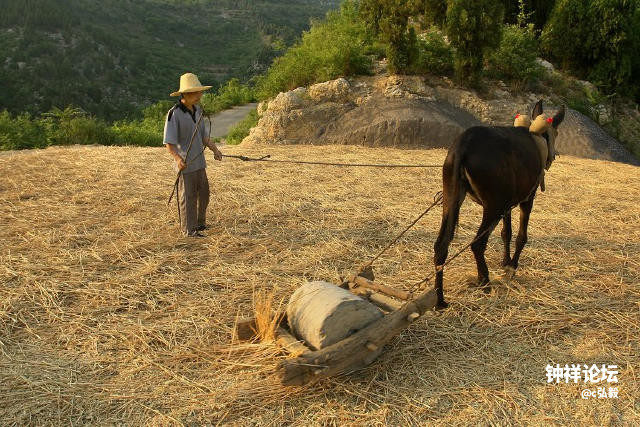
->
[244, 73, 640, 165]
[0, 0, 339, 119]
[1, 144, 638, 423]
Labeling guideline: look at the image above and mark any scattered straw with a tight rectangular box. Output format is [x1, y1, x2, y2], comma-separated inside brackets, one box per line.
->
[253, 288, 285, 342]
[0, 144, 638, 424]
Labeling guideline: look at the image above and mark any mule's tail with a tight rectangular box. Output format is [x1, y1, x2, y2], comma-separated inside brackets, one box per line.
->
[433, 143, 467, 308]
[435, 148, 467, 253]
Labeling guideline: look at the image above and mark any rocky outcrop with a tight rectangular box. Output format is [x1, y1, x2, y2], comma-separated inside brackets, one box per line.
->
[243, 74, 638, 165]
[244, 75, 482, 148]
[555, 109, 639, 164]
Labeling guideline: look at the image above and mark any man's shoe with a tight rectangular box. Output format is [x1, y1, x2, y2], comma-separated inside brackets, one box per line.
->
[196, 224, 208, 231]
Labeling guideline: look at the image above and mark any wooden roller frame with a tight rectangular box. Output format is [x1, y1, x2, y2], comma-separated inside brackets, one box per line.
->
[235, 273, 437, 386]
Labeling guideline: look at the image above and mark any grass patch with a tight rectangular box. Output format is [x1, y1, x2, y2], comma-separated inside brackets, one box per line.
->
[226, 109, 259, 145]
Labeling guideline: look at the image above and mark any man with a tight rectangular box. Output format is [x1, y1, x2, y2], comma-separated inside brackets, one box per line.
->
[164, 72, 222, 237]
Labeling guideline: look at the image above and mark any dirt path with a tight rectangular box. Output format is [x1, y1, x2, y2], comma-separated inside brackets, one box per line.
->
[207, 103, 257, 139]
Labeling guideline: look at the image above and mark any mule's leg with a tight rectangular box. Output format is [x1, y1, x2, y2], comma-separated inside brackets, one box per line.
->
[511, 197, 534, 269]
[433, 182, 466, 309]
[434, 147, 467, 309]
[434, 212, 454, 310]
[501, 209, 513, 267]
[471, 210, 501, 289]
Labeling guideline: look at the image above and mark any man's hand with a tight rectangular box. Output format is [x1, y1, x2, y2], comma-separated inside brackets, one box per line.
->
[213, 145, 222, 161]
[207, 140, 222, 161]
[176, 156, 187, 170]
[166, 144, 187, 171]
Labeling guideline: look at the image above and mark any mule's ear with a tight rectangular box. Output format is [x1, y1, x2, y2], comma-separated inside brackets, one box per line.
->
[552, 105, 565, 128]
[531, 100, 543, 120]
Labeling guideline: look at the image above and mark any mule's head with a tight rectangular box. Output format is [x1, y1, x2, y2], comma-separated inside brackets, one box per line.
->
[532, 100, 565, 169]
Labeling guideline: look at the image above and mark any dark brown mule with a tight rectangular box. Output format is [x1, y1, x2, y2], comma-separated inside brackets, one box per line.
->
[433, 101, 565, 309]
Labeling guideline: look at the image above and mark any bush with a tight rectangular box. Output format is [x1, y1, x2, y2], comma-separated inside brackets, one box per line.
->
[40, 107, 114, 146]
[110, 120, 161, 146]
[487, 24, 544, 88]
[200, 79, 255, 114]
[542, 0, 639, 97]
[142, 100, 174, 124]
[411, 26, 453, 75]
[419, 0, 448, 28]
[226, 109, 259, 145]
[255, 0, 372, 100]
[0, 110, 45, 150]
[360, 0, 418, 74]
[446, 0, 504, 86]
[0, 106, 164, 150]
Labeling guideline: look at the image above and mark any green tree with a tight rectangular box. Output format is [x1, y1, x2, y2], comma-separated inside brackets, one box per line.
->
[411, 26, 454, 75]
[487, 24, 543, 88]
[255, 0, 372, 99]
[415, 0, 448, 28]
[446, 0, 504, 86]
[530, 0, 558, 30]
[359, 0, 419, 73]
[498, 1, 557, 29]
[542, 0, 639, 96]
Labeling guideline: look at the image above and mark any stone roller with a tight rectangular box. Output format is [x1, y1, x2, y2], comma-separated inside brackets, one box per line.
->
[236, 272, 438, 386]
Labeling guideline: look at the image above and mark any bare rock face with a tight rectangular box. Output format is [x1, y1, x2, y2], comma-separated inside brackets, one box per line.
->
[536, 58, 555, 72]
[268, 87, 308, 112]
[307, 78, 351, 102]
[243, 76, 482, 148]
[555, 109, 640, 165]
[320, 95, 478, 148]
[242, 74, 638, 164]
[287, 281, 383, 351]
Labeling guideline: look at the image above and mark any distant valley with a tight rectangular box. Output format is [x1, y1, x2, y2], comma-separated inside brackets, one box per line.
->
[0, 0, 340, 119]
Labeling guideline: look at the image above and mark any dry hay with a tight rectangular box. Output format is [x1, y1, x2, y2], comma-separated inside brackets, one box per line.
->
[0, 143, 639, 425]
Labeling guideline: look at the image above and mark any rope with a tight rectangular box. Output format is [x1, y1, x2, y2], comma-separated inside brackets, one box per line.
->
[167, 110, 205, 206]
[407, 215, 505, 294]
[405, 172, 543, 295]
[357, 191, 443, 275]
[167, 108, 207, 229]
[221, 154, 441, 168]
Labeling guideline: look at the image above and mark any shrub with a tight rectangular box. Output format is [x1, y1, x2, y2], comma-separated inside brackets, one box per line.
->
[142, 100, 175, 124]
[0, 110, 45, 150]
[255, 0, 372, 100]
[542, 0, 639, 97]
[226, 109, 259, 145]
[360, 0, 418, 74]
[110, 120, 161, 147]
[411, 26, 454, 75]
[487, 24, 544, 88]
[40, 107, 114, 146]
[201, 79, 255, 114]
[446, 0, 504, 86]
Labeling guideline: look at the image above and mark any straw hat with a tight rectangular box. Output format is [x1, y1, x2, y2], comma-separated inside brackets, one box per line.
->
[170, 73, 213, 97]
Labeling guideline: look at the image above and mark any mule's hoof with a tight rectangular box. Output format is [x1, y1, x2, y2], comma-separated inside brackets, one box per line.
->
[503, 265, 516, 280]
[481, 284, 492, 294]
[489, 278, 504, 286]
[464, 276, 479, 287]
[435, 300, 449, 310]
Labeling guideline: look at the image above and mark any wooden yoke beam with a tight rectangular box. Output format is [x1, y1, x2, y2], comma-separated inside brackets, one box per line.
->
[347, 274, 412, 300]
